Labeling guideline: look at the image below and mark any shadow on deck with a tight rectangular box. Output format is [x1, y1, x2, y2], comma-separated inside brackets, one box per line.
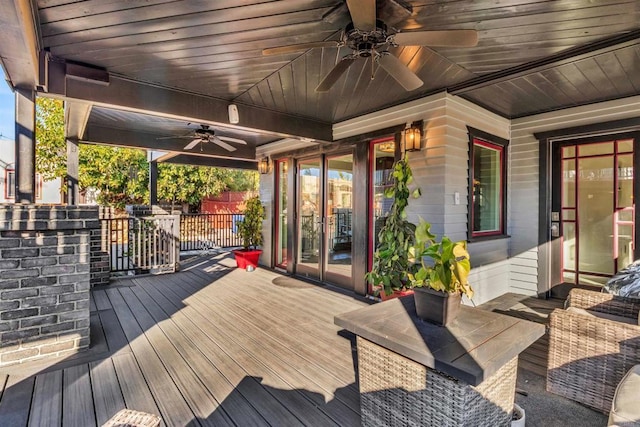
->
[0, 254, 606, 426]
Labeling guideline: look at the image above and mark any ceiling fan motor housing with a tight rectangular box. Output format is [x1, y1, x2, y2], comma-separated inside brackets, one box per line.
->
[345, 20, 389, 56]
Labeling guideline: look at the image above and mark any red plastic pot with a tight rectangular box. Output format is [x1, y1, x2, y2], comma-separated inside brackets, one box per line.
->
[233, 249, 262, 269]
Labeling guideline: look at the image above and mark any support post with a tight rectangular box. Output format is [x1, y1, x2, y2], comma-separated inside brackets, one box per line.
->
[66, 139, 79, 205]
[149, 160, 158, 205]
[14, 89, 36, 203]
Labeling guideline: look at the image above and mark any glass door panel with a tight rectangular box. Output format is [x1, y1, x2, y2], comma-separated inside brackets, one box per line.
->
[557, 138, 635, 288]
[297, 159, 322, 279]
[369, 140, 395, 273]
[324, 154, 353, 285]
[577, 156, 614, 278]
[275, 160, 288, 269]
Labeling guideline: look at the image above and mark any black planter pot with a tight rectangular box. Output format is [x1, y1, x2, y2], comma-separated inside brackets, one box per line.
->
[414, 287, 462, 326]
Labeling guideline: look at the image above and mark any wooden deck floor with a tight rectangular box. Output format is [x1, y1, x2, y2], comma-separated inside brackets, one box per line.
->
[0, 251, 570, 426]
[0, 253, 368, 426]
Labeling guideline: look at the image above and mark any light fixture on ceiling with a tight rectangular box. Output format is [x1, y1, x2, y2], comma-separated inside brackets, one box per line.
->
[404, 122, 422, 152]
[258, 157, 270, 174]
[228, 104, 239, 124]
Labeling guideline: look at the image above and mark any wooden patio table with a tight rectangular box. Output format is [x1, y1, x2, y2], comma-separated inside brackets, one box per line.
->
[335, 295, 544, 427]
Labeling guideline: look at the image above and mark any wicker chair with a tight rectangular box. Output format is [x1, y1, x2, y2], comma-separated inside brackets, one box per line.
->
[547, 288, 640, 414]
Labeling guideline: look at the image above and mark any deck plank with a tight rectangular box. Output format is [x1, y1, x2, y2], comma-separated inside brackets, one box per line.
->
[92, 289, 112, 311]
[0, 375, 35, 427]
[152, 269, 361, 426]
[135, 275, 352, 426]
[127, 279, 274, 426]
[105, 287, 200, 427]
[97, 308, 130, 357]
[62, 364, 96, 427]
[116, 286, 235, 427]
[29, 370, 62, 427]
[110, 353, 164, 426]
[90, 358, 126, 426]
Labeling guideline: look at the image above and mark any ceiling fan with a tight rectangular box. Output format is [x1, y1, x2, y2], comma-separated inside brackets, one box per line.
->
[161, 124, 247, 152]
[262, 0, 478, 92]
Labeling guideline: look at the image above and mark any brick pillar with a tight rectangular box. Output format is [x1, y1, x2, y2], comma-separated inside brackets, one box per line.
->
[0, 205, 99, 366]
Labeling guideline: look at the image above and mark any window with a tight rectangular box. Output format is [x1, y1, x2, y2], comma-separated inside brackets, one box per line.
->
[5, 169, 15, 199]
[4, 170, 43, 200]
[468, 127, 509, 239]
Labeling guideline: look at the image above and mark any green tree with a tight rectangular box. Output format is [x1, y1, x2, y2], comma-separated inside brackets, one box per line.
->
[35, 97, 66, 182]
[157, 164, 222, 209]
[79, 145, 149, 209]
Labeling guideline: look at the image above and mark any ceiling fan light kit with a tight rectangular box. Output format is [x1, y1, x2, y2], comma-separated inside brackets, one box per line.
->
[262, 0, 477, 93]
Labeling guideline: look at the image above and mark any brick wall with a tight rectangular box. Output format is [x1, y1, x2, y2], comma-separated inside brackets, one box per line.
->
[0, 205, 99, 366]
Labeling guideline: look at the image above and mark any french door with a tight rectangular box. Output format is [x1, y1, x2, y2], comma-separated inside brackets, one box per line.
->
[551, 135, 637, 289]
[296, 153, 354, 289]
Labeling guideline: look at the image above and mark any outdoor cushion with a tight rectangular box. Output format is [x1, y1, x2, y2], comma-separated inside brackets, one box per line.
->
[608, 364, 640, 426]
[565, 306, 637, 326]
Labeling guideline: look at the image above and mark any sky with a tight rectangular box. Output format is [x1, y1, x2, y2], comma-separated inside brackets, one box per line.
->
[0, 79, 14, 141]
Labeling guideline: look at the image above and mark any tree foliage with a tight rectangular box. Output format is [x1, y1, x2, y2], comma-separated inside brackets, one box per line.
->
[80, 145, 149, 208]
[156, 164, 258, 208]
[35, 97, 66, 182]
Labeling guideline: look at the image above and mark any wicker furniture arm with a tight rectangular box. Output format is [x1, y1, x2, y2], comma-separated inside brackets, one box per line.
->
[567, 288, 640, 319]
[547, 290, 640, 414]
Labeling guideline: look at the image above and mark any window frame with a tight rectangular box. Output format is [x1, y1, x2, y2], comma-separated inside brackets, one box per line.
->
[467, 127, 509, 241]
[4, 170, 44, 200]
[5, 169, 15, 199]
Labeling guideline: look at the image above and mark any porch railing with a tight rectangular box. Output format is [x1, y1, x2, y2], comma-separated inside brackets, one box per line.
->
[100, 212, 244, 276]
[102, 216, 177, 275]
[180, 213, 243, 251]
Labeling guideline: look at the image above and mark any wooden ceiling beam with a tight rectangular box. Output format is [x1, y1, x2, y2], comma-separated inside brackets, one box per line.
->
[46, 62, 333, 142]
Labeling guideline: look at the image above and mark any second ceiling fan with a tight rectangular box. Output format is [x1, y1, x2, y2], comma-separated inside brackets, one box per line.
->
[263, 0, 478, 92]
[167, 125, 247, 152]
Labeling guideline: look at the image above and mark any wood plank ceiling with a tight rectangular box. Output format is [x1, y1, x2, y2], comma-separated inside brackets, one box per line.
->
[28, 0, 640, 126]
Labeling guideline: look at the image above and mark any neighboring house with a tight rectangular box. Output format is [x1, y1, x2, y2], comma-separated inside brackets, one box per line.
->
[0, 140, 62, 204]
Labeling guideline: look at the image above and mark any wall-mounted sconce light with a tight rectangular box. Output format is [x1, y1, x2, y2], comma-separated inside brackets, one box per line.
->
[404, 122, 422, 152]
[258, 157, 270, 174]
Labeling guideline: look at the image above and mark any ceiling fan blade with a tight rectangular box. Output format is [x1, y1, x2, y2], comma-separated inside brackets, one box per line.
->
[217, 135, 247, 145]
[393, 30, 479, 47]
[377, 54, 423, 91]
[346, 0, 376, 31]
[212, 137, 237, 152]
[315, 57, 357, 92]
[262, 41, 341, 56]
[183, 139, 201, 150]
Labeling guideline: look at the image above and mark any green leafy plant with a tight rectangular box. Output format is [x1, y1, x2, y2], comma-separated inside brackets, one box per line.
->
[408, 219, 474, 299]
[236, 196, 266, 250]
[365, 157, 421, 296]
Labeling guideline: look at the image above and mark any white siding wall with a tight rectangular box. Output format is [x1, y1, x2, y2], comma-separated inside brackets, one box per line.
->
[334, 93, 511, 305]
[510, 95, 640, 295]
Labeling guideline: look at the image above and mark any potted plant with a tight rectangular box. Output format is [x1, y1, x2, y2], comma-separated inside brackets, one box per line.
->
[233, 195, 266, 269]
[365, 157, 421, 299]
[408, 219, 473, 326]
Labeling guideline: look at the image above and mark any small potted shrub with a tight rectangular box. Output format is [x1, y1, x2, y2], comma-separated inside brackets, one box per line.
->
[365, 157, 421, 299]
[233, 196, 266, 269]
[408, 219, 473, 326]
